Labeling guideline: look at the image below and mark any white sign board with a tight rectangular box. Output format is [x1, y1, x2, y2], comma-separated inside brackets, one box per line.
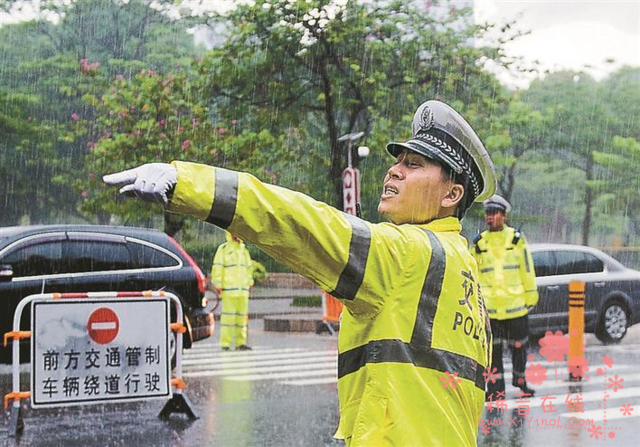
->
[31, 298, 171, 408]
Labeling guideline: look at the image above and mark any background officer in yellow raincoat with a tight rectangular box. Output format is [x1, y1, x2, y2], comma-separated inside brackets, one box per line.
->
[472, 194, 538, 399]
[104, 100, 496, 446]
[212, 232, 254, 351]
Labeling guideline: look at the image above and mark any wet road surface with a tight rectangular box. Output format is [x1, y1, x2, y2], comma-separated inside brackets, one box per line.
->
[1, 321, 640, 446]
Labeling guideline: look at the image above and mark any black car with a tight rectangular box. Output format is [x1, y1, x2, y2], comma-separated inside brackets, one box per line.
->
[529, 243, 640, 344]
[0, 225, 214, 363]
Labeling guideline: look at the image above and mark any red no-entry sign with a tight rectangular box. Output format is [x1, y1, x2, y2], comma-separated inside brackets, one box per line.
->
[87, 307, 120, 344]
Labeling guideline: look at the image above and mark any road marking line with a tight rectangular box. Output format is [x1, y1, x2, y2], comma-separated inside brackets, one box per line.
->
[184, 353, 337, 372]
[496, 385, 640, 409]
[184, 347, 304, 357]
[184, 361, 338, 378]
[562, 405, 640, 422]
[182, 350, 337, 366]
[281, 377, 338, 386]
[225, 368, 337, 382]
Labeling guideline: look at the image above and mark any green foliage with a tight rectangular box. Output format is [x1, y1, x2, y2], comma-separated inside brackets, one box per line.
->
[0, 0, 199, 225]
[482, 97, 553, 200]
[198, 0, 515, 208]
[0, 90, 57, 225]
[291, 296, 322, 307]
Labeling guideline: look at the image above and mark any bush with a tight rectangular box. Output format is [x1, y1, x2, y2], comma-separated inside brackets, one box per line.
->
[291, 296, 322, 307]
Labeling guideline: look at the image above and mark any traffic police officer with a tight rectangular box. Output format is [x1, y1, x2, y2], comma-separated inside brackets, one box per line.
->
[104, 100, 496, 446]
[212, 231, 254, 351]
[472, 194, 538, 399]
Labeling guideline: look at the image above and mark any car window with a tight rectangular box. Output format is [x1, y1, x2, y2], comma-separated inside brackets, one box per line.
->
[63, 240, 135, 273]
[554, 251, 605, 275]
[532, 250, 555, 277]
[127, 242, 179, 268]
[1, 241, 64, 277]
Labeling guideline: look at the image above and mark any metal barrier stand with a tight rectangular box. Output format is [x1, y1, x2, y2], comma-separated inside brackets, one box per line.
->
[3, 291, 198, 438]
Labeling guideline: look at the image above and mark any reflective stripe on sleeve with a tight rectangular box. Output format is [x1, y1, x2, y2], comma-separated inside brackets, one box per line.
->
[337, 230, 485, 391]
[524, 248, 531, 273]
[330, 214, 371, 300]
[411, 230, 445, 347]
[480, 267, 494, 273]
[206, 168, 239, 229]
[503, 264, 519, 270]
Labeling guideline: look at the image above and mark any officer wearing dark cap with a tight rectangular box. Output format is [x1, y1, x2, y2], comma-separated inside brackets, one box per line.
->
[104, 99, 495, 446]
[472, 194, 538, 400]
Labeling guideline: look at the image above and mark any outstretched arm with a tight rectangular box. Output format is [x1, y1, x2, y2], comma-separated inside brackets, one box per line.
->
[105, 161, 409, 316]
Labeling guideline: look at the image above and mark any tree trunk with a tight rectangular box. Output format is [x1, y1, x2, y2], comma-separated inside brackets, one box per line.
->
[581, 153, 594, 245]
[320, 66, 342, 208]
[164, 212, 185, 238]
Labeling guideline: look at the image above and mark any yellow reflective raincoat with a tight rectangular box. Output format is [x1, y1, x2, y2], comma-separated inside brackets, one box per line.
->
[168, 161, 491, 446]
[212, 232, 253, 348]
[472, 226, 538, 320]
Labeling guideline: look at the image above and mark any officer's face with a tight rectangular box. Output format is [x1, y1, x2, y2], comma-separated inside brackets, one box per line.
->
[378, 151, 455, 224]
[485, 210, 506, 231]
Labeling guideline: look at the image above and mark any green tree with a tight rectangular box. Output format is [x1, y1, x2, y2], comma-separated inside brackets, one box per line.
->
[0, 90, 56, 225]
[483, 98, 553, 202]
[0, 0, 199, 225]
[526, 71, 630, 245]
[197, 0, 518, 208]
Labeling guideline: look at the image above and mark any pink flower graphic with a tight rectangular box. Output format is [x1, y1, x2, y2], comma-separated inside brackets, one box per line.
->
[567, 355, 590, 379]
[483, 367, 498, 384]
[621, 404, 633, 416]
[481, 424, 490, 435]
[527, 353, 535, 362]
[602, 356, 614, 368]
[439, 371, 462, 390]
[539, 331, 570, 362]
[608, 374, 624, 392]
[525, 364, 547, 385]
[588, 425, 603, 439]
[539, 330, 570, 381]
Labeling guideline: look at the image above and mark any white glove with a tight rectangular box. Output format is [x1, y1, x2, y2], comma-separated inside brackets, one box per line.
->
[103, 163, 177, 207]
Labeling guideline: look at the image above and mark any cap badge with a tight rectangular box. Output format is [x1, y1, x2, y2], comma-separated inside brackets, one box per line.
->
[418, 105, 434, 133]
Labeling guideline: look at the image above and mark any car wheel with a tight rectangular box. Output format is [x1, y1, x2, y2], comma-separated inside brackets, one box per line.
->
[595, 302, 629, 345]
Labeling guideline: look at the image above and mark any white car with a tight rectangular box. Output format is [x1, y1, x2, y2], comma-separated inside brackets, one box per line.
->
[529, 244, 640, 344]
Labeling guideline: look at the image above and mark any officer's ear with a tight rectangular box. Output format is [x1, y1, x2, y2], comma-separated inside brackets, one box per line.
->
[441, 183, 464, 210]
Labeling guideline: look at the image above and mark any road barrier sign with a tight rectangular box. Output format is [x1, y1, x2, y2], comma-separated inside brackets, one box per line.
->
[31, 298, 171, 408]
[3, 291, 198, 438]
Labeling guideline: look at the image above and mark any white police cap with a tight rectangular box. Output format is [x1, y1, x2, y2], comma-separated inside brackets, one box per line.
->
[483, 194, 511, 213]
[386, 100, 496, 203]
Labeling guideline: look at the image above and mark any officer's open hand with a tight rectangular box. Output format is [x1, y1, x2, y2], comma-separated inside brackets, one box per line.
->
[103, 163, 177, 207]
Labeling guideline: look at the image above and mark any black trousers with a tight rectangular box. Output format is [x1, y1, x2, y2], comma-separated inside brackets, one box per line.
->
[486, 315, 530, 396]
